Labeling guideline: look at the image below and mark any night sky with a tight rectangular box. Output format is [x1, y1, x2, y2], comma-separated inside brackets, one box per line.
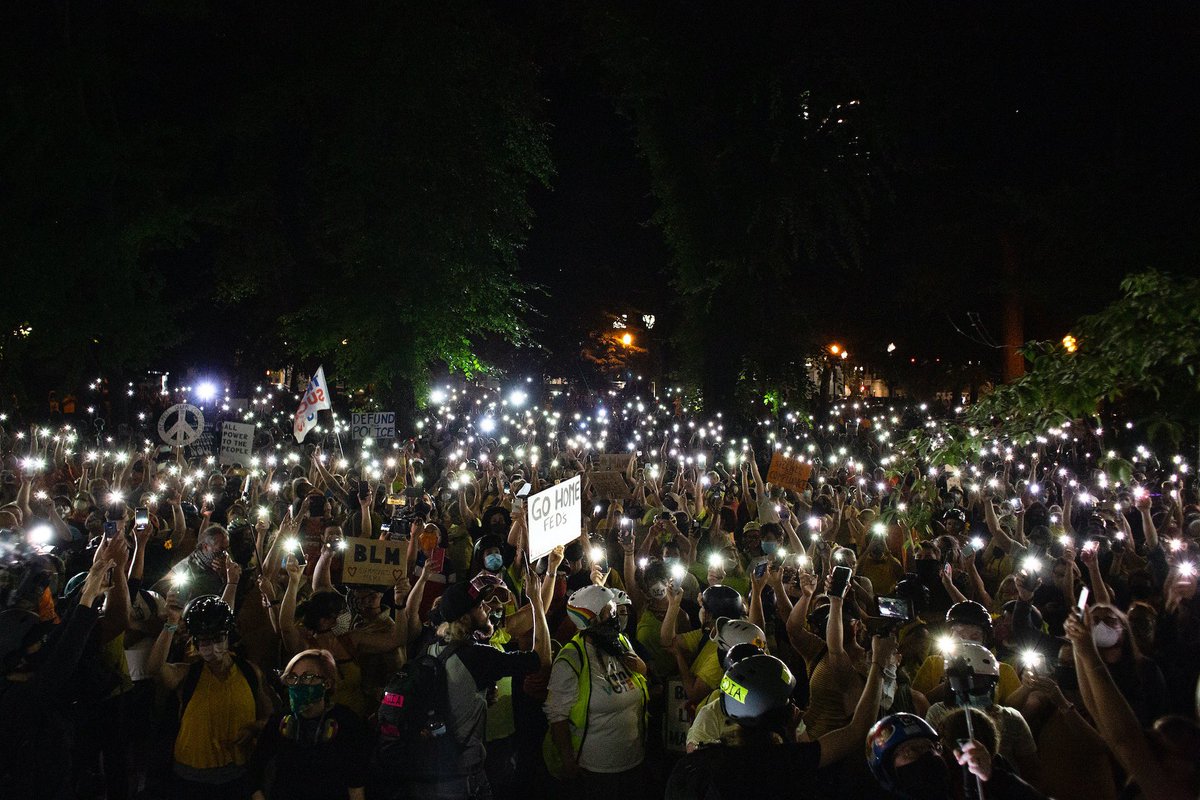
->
[3, 2, 1198, 400]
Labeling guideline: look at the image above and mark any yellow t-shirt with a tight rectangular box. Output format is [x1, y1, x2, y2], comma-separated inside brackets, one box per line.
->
[637, 608, 678, 679]
[911, 653, 1021, 704]
[173, 664, 257, 770]
[677, 628, 723, 692]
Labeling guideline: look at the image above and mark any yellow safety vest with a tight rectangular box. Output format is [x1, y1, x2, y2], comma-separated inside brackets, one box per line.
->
[542, 632, 649, 778]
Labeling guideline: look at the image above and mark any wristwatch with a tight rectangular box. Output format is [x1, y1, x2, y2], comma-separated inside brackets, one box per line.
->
[164, 622, 179, 634]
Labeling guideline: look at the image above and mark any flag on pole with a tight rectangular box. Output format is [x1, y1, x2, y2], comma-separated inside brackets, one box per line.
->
[294, 366, 331, 443]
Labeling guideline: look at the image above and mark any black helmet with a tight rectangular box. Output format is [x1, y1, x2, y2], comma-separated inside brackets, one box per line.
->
[946, 601, 992, 637]
[700, 585, 746, 620]
[892, 574, 931, 614]
[182, 595, 235, 638]
[719, 654, 796, 725]
[472, 534, 510, 568]
[866, 713, 939, 790]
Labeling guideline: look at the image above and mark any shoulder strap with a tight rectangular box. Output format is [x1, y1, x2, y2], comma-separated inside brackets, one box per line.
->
[432, 639, 464, 665]
[553, 637, 585, 674]
[233, 656, 259, 696]
[179, 661, 205, 715]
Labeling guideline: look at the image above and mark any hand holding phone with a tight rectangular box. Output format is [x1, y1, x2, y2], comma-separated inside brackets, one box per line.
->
[828, 565, 853, 598]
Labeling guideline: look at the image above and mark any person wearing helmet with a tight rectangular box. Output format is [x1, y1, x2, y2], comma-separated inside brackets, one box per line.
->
[544, 584, 650, 788]
[924, 641, 1040, 781]
[631, 559, 680, 680]
[866, 709, 1048, 800]
[912, 601, 1022, 706]
[667, 636, 897, 800]
[684, 619, 772, 752]
[661, 582, 747, 704]
[148, 593, 273, 798]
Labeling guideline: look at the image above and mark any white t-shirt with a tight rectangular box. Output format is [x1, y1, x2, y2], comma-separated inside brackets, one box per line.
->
[545, 638, 646, 773]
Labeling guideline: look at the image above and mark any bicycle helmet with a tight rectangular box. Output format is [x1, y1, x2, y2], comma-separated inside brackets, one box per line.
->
[866, 713, 940, 790]
[719, 654, 796, 726]
[946, 600, 993, 638]
[182, 595, 235, 638]
[700, 584, 746, 620]
[714, 618, 767, 669]
[567, 585, 617, 630]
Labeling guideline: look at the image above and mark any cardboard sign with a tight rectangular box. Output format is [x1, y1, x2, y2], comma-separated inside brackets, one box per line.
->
[341, 535, 407, 586]
[664, 679, 689, 752]
[766, 452, 813, 494]
[595, 452, 634, 472]
[527, 475, 582, 561]
[351, 412, 396, 441]
[219, 421, 255, 466]
[158, 404, 204, 447]
[590, 471, 631, 499]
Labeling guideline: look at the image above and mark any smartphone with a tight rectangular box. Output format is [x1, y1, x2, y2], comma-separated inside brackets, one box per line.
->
[516, 483, 532, 498]
[753, 558, 769, 579]
[103, 520, 119, 539]
[283, 549, 308, 568]
[1076, 586, 1089, 614]
[134, 506, 149, 528]
[876, 595, 914, 622]
[829, 565, 853, 597]
[618, 528, 634, 548]
[779, 508, 791, 521]
[381, 522, 392, 534]
[309, 496, 326, 517]
[358, 482, 371, 501]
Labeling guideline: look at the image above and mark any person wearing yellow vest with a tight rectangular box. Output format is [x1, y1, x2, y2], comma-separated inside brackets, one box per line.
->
[148, 595, 272, 800]
[545, 585, 651, 799]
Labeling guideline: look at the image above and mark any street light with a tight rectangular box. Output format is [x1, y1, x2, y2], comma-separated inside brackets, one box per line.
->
[1062, 334, 1078, 354]
[621, 333, 633, 347]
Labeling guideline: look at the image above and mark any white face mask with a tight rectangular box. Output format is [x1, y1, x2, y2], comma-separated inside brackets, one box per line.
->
[198, 640, 229, 662]
[648, 581, 668, 600]
[1092, 621, 1123, 649]
[329, 609, 352, 637]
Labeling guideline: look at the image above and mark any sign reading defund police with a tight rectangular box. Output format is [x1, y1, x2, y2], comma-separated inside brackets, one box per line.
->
[526, 475, 582, 561]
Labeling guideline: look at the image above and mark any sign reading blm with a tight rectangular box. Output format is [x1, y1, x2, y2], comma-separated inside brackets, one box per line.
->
[351, 412, 396, 441]
[526, 475, 582, 561]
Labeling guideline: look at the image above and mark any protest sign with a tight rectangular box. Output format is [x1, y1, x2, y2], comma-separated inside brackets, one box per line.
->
[219, 421, 255, 466]
[158, 404, 204, 447]
[766, 452, 813, 494]
[527, 475, 582, 561]
[595, 452, 634, 472]
[589, 471, 631, 499]
[664, 679, 689, 752]
[341, 535, 406, 586]
[351, 412, 396, 441]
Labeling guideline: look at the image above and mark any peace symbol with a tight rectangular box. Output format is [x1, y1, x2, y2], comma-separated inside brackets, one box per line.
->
[158, 403, 205, 447]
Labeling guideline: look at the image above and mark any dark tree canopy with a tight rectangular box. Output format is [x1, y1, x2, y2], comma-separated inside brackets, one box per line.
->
[1, 1, 551, 402]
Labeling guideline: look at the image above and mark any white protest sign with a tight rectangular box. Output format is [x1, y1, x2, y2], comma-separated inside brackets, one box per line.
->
[158, 404, 204, 447]
[526, 475, 582, 561]
[664, 679, 690, 752]
[351, 412, 396, 441]
[219, 421, 255, 466]
[342, 535, 407, 586]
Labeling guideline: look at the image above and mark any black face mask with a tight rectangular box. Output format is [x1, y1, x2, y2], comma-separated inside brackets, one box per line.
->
[585, 616, 625, 657]
[893, 751, 950, 800]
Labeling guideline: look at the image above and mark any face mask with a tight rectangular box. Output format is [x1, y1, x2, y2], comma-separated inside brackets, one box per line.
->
[648, 581, 668, 600]
[198, 640, 229, 662]
[330, 609, 352, 637]
[587, 615, 622, 643]
[287, 683, 326, 716]
[893, 751, 950, 800]
[1092, 621, 1123, 649]
[762, 541, 779, 556]
[194, 548, 219, 569]
[484, 553, 504, 572]
[965, 691, 993, 709]
[419, 533, 438, 552]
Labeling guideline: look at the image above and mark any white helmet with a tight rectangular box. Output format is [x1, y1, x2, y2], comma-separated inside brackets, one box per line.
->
[567, 585, 617, 630]
[714, 618, 767, 667]
[610, 589, 632, 608]
[943, 641, 1000, 699]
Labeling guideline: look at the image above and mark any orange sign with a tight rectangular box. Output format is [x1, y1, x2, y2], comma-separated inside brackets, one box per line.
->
[766, 452, 813, 494]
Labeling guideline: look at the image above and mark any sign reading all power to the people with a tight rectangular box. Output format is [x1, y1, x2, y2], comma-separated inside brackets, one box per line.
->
[526, 475, 582, 560]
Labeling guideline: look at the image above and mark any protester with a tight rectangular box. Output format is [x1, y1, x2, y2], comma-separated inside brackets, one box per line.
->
[2, 386, 1200, 800]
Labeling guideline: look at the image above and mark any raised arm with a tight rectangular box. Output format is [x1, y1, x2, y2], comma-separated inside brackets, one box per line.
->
[278, 555, 306, 656]
[816, 635, 894, 767]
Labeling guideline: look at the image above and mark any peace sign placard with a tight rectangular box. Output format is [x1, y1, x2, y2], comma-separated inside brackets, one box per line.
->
[158, 403, 205, 447]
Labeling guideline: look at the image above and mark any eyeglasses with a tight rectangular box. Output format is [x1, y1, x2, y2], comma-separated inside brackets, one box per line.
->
[282, 672, 326, 687]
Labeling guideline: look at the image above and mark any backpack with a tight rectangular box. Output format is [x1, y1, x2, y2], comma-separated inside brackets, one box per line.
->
[375, 640, 467, 777]
[179, 657, 259, 718]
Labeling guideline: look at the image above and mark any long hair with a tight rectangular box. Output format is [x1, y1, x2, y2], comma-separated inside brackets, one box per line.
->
[435, 617, 473, 643]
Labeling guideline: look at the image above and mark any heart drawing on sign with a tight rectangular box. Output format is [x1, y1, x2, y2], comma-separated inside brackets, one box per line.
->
[392, 569, 404, 581]
[346, 566, 357, 577]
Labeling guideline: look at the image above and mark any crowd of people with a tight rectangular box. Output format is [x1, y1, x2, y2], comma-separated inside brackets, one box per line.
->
[2, 384, 1199, 800]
